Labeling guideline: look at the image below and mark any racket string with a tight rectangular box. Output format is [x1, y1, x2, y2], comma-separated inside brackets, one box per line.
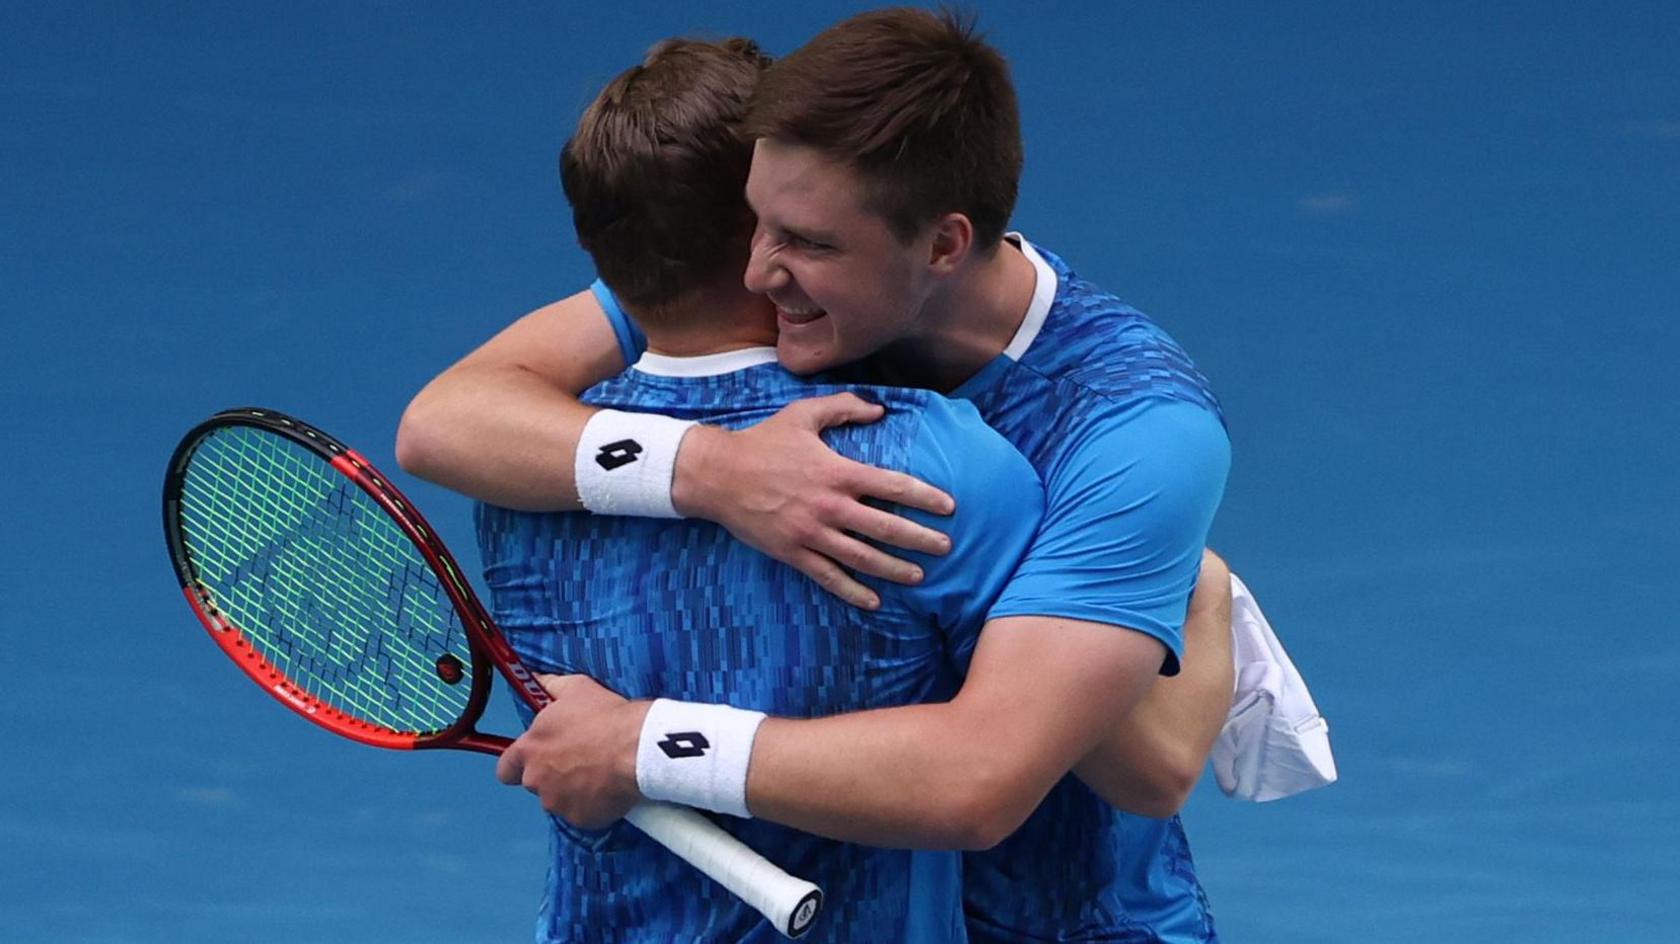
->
[178, 426, 475, 734]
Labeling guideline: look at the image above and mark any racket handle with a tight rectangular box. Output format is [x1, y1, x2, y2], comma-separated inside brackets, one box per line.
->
[625, 801, 824, 939]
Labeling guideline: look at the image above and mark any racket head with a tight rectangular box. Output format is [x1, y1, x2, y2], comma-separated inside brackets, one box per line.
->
[163, 407, 538, 752]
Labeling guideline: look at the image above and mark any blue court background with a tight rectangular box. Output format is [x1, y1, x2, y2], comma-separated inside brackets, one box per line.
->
[3, 2, 1676, 941]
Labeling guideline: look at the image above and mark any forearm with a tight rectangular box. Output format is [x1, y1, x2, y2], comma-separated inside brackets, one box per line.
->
[397, 362, 597, 509]
[1075, 550, 1234, 817]
[744, 616, 1164, 849]
[394, 290, 626, 509]
[744, 701, 1038, 851]
[509, 621, 1164, 840]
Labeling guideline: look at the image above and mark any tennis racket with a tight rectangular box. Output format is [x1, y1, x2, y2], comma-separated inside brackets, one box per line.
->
[162, 407, 823, 939]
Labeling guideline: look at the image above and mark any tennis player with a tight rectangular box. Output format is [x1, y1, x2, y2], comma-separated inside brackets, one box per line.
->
[402, 10, 1324, 943]
[493, 12, 1226, 941]
[477, 37, 1044, 942]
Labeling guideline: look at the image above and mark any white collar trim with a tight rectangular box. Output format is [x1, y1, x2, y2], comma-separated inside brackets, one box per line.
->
[1001, 233, 1056, 362]
[632, 346, 780, 377]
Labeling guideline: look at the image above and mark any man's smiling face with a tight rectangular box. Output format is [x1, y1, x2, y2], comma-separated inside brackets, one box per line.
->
[743, 138, 939, 375]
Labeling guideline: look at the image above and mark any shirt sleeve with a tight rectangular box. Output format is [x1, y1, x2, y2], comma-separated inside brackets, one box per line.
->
[892, 396, 1046, 666]
[589, 279, 648, 366]
[986, 398, 1229, 675]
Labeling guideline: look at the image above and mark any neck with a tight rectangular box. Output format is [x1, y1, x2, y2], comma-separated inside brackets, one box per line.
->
[635, 283, 778, 357]
[879, 239, 1037, 392]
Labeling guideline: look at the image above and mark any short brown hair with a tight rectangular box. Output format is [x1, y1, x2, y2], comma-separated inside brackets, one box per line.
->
[560, 38, 770, 313]
[742, 8, 1021, 249]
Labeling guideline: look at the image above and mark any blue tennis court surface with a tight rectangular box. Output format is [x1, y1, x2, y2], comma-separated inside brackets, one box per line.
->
[3, 3, 1675, 941]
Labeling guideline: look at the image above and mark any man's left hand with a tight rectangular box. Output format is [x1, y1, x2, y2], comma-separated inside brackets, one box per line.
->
[496, 674, 650, 828]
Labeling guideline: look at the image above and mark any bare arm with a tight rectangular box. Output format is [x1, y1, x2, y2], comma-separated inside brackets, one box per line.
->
[500, 616, 1167, 850]
[1074, 548, 1234, 818]
[396, 291, 952, 602]
[746, 616, 1165, 848]
[395, 289, 623, 510]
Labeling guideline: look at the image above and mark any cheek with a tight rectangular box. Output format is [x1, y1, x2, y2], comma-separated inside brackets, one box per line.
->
[848, 279, 915, 334]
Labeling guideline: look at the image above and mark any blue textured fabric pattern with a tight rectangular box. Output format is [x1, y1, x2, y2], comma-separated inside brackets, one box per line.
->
[476, 360, 1043, 943]
[951, 244, 1225, 944]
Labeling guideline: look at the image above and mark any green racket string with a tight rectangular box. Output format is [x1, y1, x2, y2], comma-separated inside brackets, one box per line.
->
[175, 425, 474, 734]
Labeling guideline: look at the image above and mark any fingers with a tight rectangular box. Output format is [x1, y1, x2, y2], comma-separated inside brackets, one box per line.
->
[788, 549, 881, 610]
[810, 528, 926, 586]
[771, 394, 957, 518]
[830, 500, 952, 556]
[496, 740, 526, 786]
[791, 392, 886, 430]
[843, 462, 955, 517]
[725, 392, 961, 606]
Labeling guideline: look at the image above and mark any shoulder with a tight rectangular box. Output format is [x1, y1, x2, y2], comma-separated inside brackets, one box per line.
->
[903, 394, 1043, 507]
[820, 387, 1042, 500]
[1066, 398, 1228, 472]
[880, 393, 1045, 636]
[805, 384, 945, 473]
[1026, 400, 1228, 583]
[986, 401, 1227, 672]
[1021, 246, 1224, 422]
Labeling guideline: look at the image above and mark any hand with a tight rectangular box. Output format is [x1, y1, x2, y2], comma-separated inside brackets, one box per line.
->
[496, 674, 651, 829]
[671, 392, 955, 609]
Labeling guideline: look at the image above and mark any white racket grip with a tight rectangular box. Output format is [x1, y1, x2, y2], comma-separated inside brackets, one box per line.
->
[625, 801, 824, 939]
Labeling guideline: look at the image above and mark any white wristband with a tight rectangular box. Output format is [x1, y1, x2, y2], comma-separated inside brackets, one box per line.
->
[636, 698, 767, 818]
[574, 409, 698, 518]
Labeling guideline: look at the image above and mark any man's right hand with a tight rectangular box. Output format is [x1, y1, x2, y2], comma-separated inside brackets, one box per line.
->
[671, 393, 955, 609]
[498, 674, 648, 830]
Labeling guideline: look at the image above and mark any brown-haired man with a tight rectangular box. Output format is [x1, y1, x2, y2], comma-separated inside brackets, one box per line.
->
[406, 9, 1331, 943]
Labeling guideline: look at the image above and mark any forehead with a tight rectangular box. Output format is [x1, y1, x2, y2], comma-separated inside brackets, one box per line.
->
[745, 139, 878, 231]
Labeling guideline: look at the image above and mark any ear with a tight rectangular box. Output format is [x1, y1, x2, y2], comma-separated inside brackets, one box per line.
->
[925, 212, 974, 277]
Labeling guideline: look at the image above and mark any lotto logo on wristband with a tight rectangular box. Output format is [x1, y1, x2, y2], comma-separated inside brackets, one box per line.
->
[595, 438, 643, 471]
[637, 701, 763, 817]
[657, 731, 711, 759]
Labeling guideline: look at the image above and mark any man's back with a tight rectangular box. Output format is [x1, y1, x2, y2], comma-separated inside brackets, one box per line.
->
[476, 350, 1043, 943]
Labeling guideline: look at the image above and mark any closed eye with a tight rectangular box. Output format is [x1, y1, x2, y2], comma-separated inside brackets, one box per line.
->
[788, 233, 832, 252]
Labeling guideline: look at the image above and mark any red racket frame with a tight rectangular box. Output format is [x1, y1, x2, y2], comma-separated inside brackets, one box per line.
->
[163, 407, 552, 753]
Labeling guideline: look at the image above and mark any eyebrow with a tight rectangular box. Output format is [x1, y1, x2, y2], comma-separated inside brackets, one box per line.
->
[758, 213, 838, 248]
[743, 186, 840, 247]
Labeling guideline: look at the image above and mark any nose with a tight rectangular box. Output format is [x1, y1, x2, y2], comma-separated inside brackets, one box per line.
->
[744, 225, 787, 295]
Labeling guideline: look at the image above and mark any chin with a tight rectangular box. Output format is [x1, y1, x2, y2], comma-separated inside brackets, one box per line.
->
[775, 340, 837, 376]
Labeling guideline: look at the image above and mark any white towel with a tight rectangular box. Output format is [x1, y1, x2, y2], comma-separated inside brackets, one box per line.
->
[1210, 573, 1338, 802]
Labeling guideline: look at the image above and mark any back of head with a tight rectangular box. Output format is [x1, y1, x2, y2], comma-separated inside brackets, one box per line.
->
[561, 38, 770, 317]
[742, 7, 1022, 250]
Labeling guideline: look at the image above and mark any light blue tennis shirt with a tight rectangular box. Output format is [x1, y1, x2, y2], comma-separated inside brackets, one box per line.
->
[597, 235, 1232, 944]
[476, 345, 1044, 944]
